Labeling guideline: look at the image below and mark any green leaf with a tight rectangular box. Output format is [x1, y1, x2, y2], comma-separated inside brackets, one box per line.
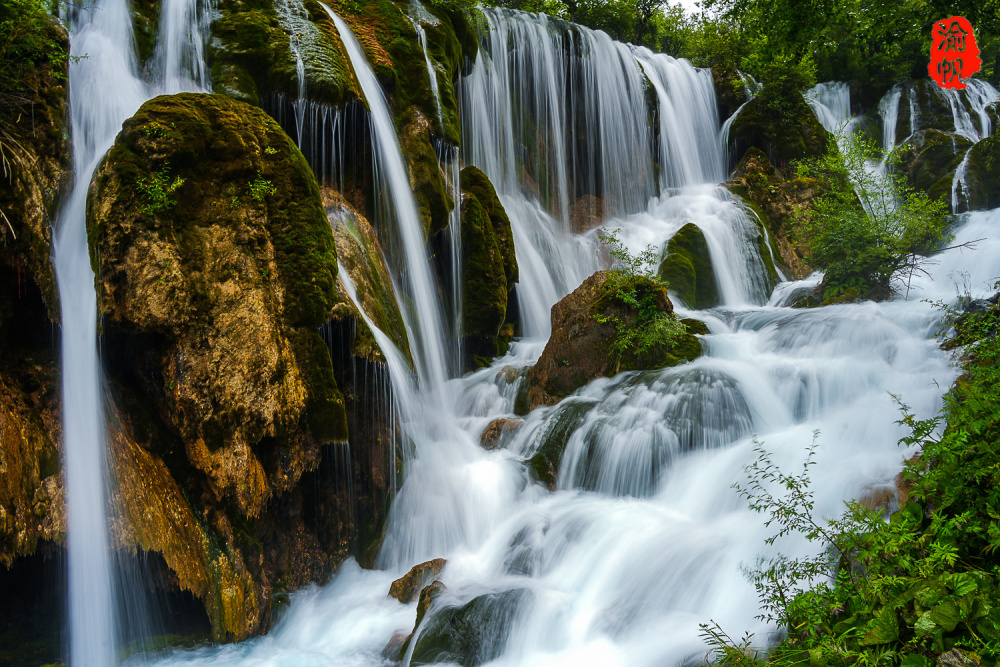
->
[950, 573, 978, 597]
[928, 600, 962, 632]
[861, 607, 899, 645]
[900, 654, 931, 667]
[915, 610, 938, 637]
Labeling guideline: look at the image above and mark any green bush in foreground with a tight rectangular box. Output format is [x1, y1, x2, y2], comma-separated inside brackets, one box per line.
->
[703, 291, 1000, 666]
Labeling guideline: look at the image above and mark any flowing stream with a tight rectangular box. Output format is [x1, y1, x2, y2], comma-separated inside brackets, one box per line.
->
[129, 8, 1000, 667]
[56, 0, 210, 662]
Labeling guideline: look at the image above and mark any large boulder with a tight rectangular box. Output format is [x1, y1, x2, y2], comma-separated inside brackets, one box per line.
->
[657, 223, 720, 309]
[727, 95, 829, 174]
[725, 147, 819, 279]
[87, 93, 351, 639]
[527, 271, 703, 409]
[963, 134, 1000, 211]
[459, 166, 519, 367]
[895, 129, 973, 206]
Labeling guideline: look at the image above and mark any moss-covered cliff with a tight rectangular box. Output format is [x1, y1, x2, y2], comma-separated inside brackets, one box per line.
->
[85, 92, 351, 639]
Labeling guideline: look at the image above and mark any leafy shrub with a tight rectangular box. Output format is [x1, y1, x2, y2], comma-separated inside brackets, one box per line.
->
[702, 290, 1000, 666]
[798, 137, 951, 301]
[596, 229, 685, 361]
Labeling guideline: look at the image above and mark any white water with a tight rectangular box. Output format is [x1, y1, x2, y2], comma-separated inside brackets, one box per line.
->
[407, 0, 445, 132]
[57, 0, 210, 662]
[326, 6, 451, 391]
[146, 11, 1000, 667]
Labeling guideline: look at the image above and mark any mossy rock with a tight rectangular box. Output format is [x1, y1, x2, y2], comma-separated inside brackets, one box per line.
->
[209, 0, 355, 107]
[712, 66, 749, 122]
[88, 93, 348, 519]
[727, 95, 829, 173]
[891, 80, 970, 140]
[131, 0, 161, 69]
[459, 167, 518, 366]
[0, 16, 70, 320]
[896, 129, 972, 205]
[527, 271, 703, 410]
[724, 147, 819, 280]
[657, 223, 719, 309]
[410, 589, 531, 667]
[964, 134, 1000, 211]
[527, 398, 596, 489]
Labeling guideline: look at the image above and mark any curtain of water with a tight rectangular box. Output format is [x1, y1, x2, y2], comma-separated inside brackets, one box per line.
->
[57, 0, 210, 662]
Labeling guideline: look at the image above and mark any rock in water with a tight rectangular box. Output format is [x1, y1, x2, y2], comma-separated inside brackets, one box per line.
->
[87, 92, 350, 639]
[527, 271, 703, 410]
[389, 558, 447, 604]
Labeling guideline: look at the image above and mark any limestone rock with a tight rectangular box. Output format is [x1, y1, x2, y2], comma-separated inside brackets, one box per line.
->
[657, 223, 720, 309]
[480, 418, 523, 451]
[895, 129, 972, 206]
[964, 134, 1000, 211]
[389, 558, 447, 604]
[527, 271, 702, 410]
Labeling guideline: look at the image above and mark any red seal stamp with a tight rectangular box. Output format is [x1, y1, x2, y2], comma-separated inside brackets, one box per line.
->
[928, 16, 981, 90]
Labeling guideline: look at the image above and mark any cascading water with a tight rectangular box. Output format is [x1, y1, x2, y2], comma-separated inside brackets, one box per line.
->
[326, 5, 452, 390]
[147, 9, 1000, 667]
[57, 0, 210, 662]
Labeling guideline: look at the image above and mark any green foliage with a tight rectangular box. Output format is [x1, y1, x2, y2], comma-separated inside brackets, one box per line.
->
[703, 291, 1000, 666]
[248, 171, 276, 202]
[797, 136, 951, 301]
[138, 163, 185, 215]
[596, 229, 685, 361]
[0, 0, 64, 96]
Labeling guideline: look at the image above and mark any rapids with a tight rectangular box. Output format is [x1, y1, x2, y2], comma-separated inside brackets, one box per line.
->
[140, 8, 1000, 667]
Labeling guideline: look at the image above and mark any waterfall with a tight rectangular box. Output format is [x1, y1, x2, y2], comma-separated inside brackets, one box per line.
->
[144, 9, 1000, 667]
[56, 0, 210, 662]
[326, 5, 451, 391]
[407, 0, 445, 132]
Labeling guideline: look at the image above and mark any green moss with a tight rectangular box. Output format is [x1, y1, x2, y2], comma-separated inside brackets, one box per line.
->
[131, 0, 161, 67]
[961, 133, 1000, 211]
[290, 329, 348, 443]
[461, 166, 517, 290]
[527, 398, 595, 488]
[728, 95, 828, 172]
[896, 129, 972, 204]
[459, 193, 506, 340]
[657, 223, 719, 309]
[209, 0, 354, 108]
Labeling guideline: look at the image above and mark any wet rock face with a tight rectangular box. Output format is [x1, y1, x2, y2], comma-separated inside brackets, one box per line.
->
[727, 96, 828, 174]
[657, 223, 719, 309]
[89, 93, 347, 518]
[895, 128, 972, 206]
[527, 271, 703, 410]
[725, 147, 818, 280]
[86, 93, 351, 638]
[0, 17, 71, 319]
[964, 134, 1000, 211]
[459, 166, 519, 368]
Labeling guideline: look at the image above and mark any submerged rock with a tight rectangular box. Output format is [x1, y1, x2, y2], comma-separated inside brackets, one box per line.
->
[409, 588, 531, 667]
[87, 92, 350, 639]
[480, 418, 523, 451]
[657, 223, 720, 309]
[459, 166, 519, 367]
[527, 271, 703, 410]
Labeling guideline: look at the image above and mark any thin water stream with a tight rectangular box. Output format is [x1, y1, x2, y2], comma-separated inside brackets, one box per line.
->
[57, 0, 210, 661]
[145, 9, 1000, 667]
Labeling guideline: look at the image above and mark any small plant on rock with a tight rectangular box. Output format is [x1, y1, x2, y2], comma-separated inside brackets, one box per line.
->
[596, 229, 685, 362]
[137, 162, 184, 214]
